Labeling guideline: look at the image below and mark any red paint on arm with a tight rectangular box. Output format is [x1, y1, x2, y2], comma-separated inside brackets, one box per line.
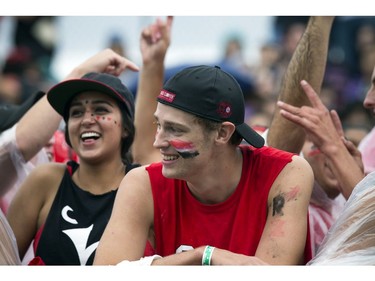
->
[269, 219, 286, 238]
[285, 186, 300, 201]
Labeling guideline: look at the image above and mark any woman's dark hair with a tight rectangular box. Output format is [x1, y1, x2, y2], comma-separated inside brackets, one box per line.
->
[64, 101, 135, 165]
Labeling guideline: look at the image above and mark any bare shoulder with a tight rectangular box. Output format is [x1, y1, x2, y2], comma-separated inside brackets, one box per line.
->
[119, 164, 152, 195]
[124, 164, 150, 182]
[10, 162, 67, 219]
[28, 162, 66, 182]
[287, 154, 313, 174]
[271, 154, 314, 198]
[115, 164, 154, 217]
[22, 162, 66, 194]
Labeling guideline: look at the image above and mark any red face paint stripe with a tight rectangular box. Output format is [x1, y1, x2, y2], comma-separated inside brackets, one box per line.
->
[169, 139, 195, 150]
[169, 139, 199, 159]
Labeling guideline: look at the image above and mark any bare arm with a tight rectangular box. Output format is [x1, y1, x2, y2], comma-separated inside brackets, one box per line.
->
[16, 48, 139, 161]
[132, 16, 173, 165]
[152, 246, 268, 265]
[94, 166, 154, 265]
[267, 16, 335, 153]
[277, 80, 364, 199]
[249, 155, 313, 265]
[6, 163, 64, 259]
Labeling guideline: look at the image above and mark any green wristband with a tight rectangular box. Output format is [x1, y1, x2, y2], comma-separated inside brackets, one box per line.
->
[202, 245, 215, 266]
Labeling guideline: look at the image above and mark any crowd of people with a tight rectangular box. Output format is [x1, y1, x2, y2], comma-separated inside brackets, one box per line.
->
[0, 16, 375, 266]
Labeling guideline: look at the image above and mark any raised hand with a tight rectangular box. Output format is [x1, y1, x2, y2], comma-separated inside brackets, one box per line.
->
[277, 79, 365, 199]
[140, 16, 173, 65]
[132, 16, 174, 165]
[277, 80, 343, 156]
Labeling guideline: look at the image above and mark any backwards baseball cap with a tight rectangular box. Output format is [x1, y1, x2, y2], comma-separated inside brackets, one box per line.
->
[47, 72, 134, 121]
[157, 65, 264, 148]
[0, 91, 45, 133]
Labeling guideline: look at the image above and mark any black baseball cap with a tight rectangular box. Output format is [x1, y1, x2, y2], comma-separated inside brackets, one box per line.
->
[47, 72, 135, 121]
[157, 65, 264, 148]
[0, 91, 45, 133]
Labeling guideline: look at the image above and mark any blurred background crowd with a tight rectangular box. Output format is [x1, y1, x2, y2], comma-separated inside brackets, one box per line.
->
[0, 16, 374, 148]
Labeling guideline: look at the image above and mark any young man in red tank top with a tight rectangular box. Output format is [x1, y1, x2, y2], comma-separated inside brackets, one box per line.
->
[95, 61, 314, 265]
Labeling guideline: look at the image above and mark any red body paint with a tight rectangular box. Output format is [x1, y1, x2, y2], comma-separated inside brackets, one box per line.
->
[285, 186, 300, 201]
[269, 219, 286, 238]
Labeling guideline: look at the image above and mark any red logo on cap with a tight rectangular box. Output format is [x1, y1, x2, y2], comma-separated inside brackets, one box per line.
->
[158, 90, 175, 103]
[217, 102, 232, 118]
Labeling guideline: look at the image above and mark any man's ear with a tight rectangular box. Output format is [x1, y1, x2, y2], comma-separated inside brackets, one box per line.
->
[216, 122, 236, 144]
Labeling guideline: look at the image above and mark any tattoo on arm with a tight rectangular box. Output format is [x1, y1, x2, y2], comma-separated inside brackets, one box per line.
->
[272, 194, 285, 216]
[272, 186, 300, 216]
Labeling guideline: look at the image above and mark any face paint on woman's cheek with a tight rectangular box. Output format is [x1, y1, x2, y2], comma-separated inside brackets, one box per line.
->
[94, 115, 119, 126]
[307, 148, 321, 157]
[307, 143, 321, 157]
[169, 139, 200, 159]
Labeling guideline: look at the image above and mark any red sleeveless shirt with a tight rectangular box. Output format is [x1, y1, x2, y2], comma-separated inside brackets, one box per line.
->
[146, 145, 312, 264]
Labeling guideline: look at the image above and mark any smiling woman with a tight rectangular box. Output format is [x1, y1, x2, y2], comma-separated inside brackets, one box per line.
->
[5, 57, 143, 265]
[3, 15, 175, 266]
[47, 72, 136, 164]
